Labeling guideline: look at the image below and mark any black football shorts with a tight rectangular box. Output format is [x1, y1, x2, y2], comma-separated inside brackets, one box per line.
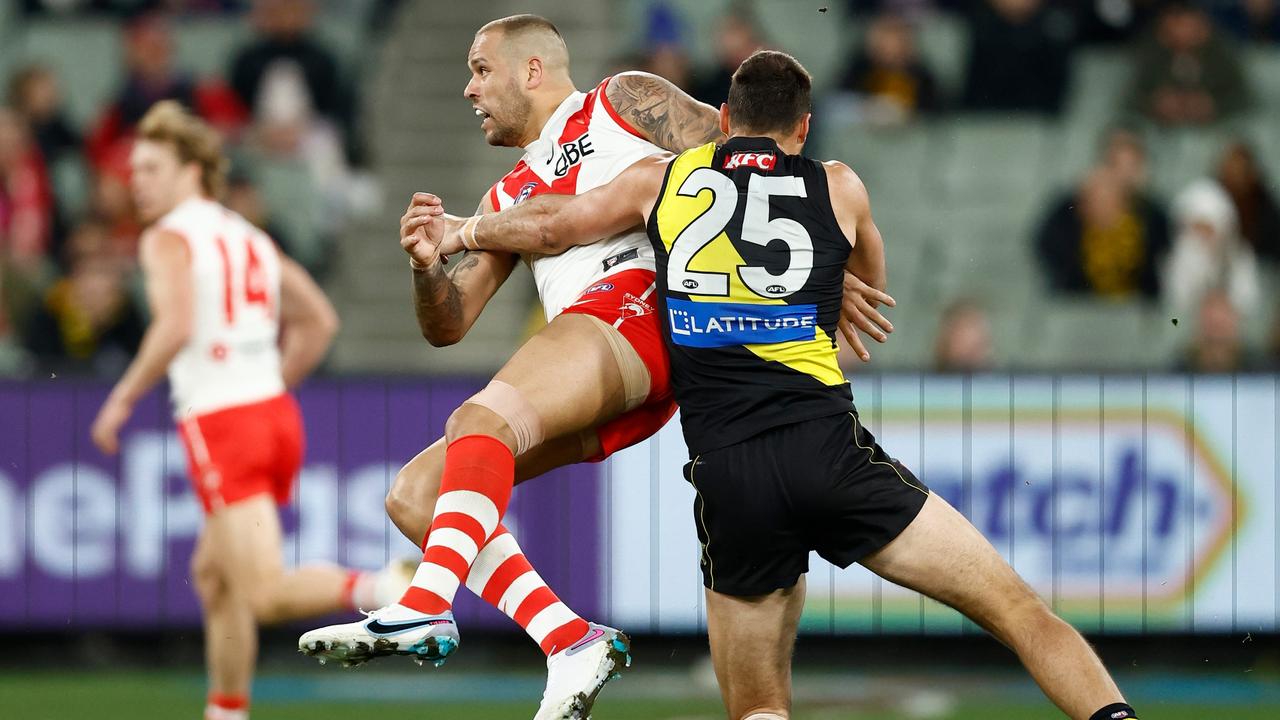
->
[683, 410, 929, 597]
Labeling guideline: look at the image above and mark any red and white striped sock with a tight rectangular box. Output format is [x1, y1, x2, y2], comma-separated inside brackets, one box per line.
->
[205, 693, 248, 720]
[340, 569, 380, 610]
[399, 435, 513, 615]
[466, 525, 591, 656]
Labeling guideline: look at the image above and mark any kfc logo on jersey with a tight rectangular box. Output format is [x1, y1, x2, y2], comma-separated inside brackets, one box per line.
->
[723, 152, 776, 171]
[514, 181, 539, 205]
[552, 135, 595, 177]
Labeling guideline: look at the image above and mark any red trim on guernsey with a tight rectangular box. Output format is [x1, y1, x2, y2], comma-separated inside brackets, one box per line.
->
[598, 76, 647, 140]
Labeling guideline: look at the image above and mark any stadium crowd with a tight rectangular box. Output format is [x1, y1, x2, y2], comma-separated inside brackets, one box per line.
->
[2, 0, 1279, 378]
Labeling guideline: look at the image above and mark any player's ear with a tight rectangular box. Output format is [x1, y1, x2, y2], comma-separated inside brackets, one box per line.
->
[796, 113, 811, 146]
[526, 56, 543, 89]
[718, 103, 730, 137]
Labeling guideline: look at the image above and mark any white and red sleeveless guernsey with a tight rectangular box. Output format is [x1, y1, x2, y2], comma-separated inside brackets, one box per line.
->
[488, 76, 664, 320]
[156, 196, 285, 417]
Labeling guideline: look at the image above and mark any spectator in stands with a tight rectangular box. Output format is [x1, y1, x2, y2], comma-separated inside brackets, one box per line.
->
[1216, 141, 1280, 264]
[692, 5, 766, 106]
[1165, 178, 1261, 321]
[934, 298, 996, 371]
[1036, 159, 1170, 300]
[230, 0, 355, 158]
[837, 12, 941, 125]
[1214, 0, 1280, 43]
[22, 219, 143, 377]
[1073, 0, 1165, 45]
[1176, 287, 1260, 372]
[961, 0, 1074, 115]
[88, 142, 142, 261]
[639, 2, 693, 91]
[232, 0, 376, 219]
[86, 13, 247, 172]
[1128, 1, 1250, 126]
[224, 166, 300, 266]
[0, 108, 54, 275]
[7, 65, 79, 169]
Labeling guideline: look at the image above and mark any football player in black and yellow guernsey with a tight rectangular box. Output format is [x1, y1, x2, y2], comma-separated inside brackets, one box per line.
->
[421, 50, 1137, 720]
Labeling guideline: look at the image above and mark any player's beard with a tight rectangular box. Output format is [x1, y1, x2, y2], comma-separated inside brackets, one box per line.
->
[485, 80, 534, 147]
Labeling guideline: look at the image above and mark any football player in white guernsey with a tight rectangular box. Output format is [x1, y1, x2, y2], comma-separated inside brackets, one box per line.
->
[89, 102, 414, 720]
[298, 15, 894, 720]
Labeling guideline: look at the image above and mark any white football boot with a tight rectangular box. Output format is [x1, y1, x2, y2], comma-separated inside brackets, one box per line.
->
[533, 623, 632, 720]
[298, 603, 460, 667]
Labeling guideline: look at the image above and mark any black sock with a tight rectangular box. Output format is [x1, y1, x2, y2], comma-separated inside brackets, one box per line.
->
[1090, 703, 1137, 720]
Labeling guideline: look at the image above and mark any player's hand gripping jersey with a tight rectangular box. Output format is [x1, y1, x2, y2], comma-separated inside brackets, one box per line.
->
[648, 137, 855, 454]
[489, 77, 662, 320]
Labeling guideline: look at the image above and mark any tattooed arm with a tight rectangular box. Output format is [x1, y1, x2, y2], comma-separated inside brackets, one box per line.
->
[605, 71, 725, 152]
[403, 193, 518, 347]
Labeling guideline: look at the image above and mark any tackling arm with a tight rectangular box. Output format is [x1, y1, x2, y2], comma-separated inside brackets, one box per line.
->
[433, 155, 669, 256]
[605, 72, 725, 151]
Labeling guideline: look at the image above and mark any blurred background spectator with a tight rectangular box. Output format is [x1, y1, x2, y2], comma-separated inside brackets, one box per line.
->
[837, 11, 940, 125]
[692, 4, 766, 106]
[21, 218, 143, 377]
[1128, 1, 1250, 126]
[0, 107, 54, 278]
[1215, 140, 1280, 264]
[1035, 130, 1171, 300]
[1164, 177, 1260, 321]
[960, 0, 1074, 114]
[933, 298, 996, 372]
[1176, 286, 1261, 372]
[1213, 0, 1280, 43]
[7, 65, 80, 169]
[86, 13, 247, 172]
[638, 2, 693, 90]
[1073, 0, 1164, 45]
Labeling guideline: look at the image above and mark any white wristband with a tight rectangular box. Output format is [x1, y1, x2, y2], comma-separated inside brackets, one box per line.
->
[462, 215, 482, 251]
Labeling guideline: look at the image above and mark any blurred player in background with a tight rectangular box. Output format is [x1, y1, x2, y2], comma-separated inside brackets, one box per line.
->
[300, 13, 896, 720]
[89, 101, 412, 720]
[426, 50, 1140, 720]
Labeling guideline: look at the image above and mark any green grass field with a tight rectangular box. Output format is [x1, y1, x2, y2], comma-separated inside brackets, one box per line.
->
[3, 667, 1278, 719]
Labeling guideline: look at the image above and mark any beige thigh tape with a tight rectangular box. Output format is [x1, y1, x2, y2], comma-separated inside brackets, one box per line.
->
[742, 714, 786, 720]
[462, 380, 545, 455]
[581, 314, 651, 412]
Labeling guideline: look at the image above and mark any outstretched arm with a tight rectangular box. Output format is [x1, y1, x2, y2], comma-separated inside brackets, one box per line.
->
[401, 193, 519, 347]
[410, 155, 671, 257]
[605, 72, 725, 151]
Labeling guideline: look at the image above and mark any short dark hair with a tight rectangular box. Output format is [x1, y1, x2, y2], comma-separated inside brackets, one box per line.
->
[727, 50, 812, 134]
[478, 13, 563, 41]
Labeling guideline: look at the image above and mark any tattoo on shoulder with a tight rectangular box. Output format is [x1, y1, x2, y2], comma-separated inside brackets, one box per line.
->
[607, 73, 723, 153]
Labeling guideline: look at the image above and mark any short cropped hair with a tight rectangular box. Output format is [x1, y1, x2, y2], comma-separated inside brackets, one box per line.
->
[478, 13, 563, 42]
[136, 100, 228, 198]
[727, 50, 812, 135]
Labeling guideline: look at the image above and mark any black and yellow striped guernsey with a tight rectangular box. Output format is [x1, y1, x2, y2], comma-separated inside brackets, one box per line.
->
[646, 136, 855, 455]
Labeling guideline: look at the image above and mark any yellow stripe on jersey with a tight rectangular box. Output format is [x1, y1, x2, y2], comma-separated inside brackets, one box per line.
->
[655, 142, 845, 387]
[744, 326, 845, 387]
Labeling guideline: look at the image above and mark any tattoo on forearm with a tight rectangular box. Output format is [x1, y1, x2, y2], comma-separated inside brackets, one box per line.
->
[413, 259, 463, 332]
[607, 73, 723, 153]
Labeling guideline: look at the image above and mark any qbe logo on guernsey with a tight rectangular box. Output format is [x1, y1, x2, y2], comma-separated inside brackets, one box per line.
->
[667, 297, 817, 348]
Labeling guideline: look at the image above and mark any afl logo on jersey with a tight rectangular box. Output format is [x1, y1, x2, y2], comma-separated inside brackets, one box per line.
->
[514, 181, 538, 205]
[585, 282, 615, 295]
[723, 152, 776, 171]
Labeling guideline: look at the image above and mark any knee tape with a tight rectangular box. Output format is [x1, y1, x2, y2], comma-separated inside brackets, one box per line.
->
[743, 714, 787, 720]
[582, 314, 651, 411]
[462, 380, 545, 455]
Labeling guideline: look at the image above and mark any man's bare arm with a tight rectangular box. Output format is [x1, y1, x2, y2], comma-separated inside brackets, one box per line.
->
[606, 71, 725, 152]
[826, 160, 896, 361]
[424, 156, 670, 257]
[405, 194, 519, 347]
